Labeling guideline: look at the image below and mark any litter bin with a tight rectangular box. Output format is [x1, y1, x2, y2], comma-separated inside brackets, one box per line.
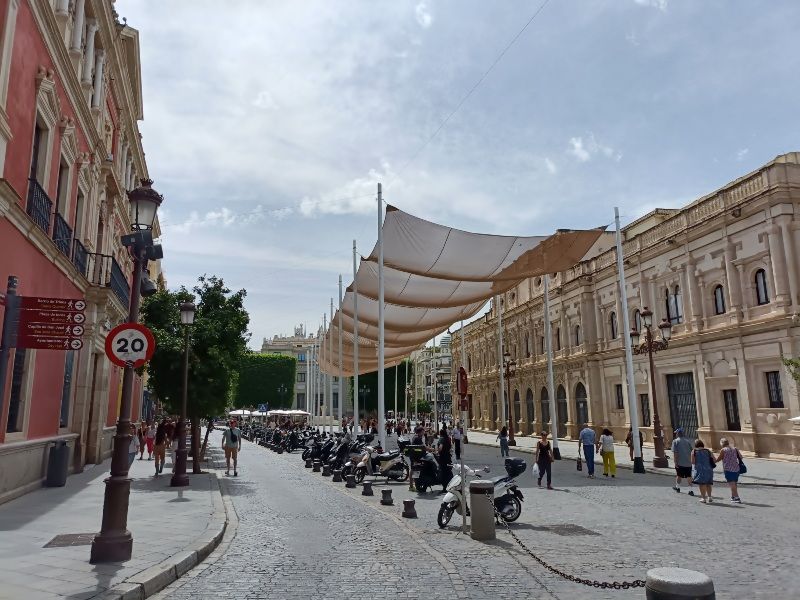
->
[45, 440, 70, 487]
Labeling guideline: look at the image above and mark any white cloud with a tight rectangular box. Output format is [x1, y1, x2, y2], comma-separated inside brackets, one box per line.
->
[299, 162, 395, 217]
[164, 205, 293, 234]
[634, 0, 668, 11]
[568, 134, 622, 163]
[625, 31, 640, 46]
[253, 90, 278, 110]
[415, 2, 433, 28]
[736, 148, 749, 161]
[544, 157, 557, 174]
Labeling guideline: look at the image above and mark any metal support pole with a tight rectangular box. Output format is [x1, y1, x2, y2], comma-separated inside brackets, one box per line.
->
[171, 324, 190, 487]
[544, 275, 561, 459]
[353, 239, 360, 433]
[338, 276, 343, 430]
[377, 183, 386, 449]
[91, 250, 145, 563]
[496, 296, 505, 431]
[615, 207, 644, 473]
[329, 298, 334, 435]
[432, 338, 438, 431]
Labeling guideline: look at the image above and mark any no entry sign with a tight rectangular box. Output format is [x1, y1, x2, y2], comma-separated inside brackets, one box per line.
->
[105, 323, 156, 368]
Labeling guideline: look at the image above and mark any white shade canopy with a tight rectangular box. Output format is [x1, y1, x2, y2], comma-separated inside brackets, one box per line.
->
[228, 409, 251, 416]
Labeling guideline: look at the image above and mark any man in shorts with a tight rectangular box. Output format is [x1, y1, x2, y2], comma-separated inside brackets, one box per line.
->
[671, 427, 695, 495]
[223, 419, 242, 476]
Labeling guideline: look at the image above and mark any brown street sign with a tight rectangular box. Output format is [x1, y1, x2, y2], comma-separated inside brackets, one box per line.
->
[17, 333, 83, 350]
[20, 322, 84, 337]
[19, 297, 86, 312]
[18, 309, 86, 325]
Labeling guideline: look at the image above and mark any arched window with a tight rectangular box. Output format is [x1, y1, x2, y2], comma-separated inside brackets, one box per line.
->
[609, 311, 618, 339]
[467, 355, 472, 372]
[540, 387, 550, 426]
[526, 388, 534, 426]
[539, 336, 545, 354]
[755, 269, 769, 305]
[574, 325, 581, 346]
[555, 327, 561, 351]
[575, 382, 589, 426]
[556, 384, 568, 433]
[513, 389, 521, 425]
[713, 285, 726, 315]
[666, 285, 684, 324]
[525, 334, 530, 358]
[491, 392, 498, 425]
[633, 309, 642, 333]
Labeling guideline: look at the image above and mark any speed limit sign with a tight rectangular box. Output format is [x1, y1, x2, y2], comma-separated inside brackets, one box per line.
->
[105, 323, 156, 368]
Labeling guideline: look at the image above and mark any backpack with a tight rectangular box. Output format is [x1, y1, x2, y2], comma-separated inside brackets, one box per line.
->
[229, 428, 238, 444]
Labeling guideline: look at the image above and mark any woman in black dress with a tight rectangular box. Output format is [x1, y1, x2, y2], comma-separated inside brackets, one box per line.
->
[534, 431, 554, 489]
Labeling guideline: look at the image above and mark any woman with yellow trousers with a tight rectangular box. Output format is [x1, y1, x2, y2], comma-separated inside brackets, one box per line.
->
[597, 428, 617, 477]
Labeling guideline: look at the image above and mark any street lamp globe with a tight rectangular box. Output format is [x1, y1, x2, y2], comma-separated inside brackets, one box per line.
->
[659, 318, 673, 341]
[630, 329, 641, 346]
[179, 301, 196, 325]
[641, 307, 653, 329]
[127, 178, 163, 231]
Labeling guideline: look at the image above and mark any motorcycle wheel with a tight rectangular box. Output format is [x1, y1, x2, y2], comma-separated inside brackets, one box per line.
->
[390, 463, 410, 482]
[417, 482, 427, 493]
[437, 503, 454, 529]
[502, 496, 522, 523]
[354, 467, 366, 484]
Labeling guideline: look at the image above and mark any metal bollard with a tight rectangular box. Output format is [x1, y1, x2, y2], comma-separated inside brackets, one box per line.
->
[380, 489, 393, 505]
[322, 464, 331, 476]
[345, 474, 357, 488]
[362, 481, 374, 496]
[332, 469, 342, 482]
[401, 498, 417, 518]
[277, 447, 283, 454]
[312, 460, 321, 472]
[469, 480, 495, 541]
[646, 568, 715, 600]
[305, 458, 313, 468]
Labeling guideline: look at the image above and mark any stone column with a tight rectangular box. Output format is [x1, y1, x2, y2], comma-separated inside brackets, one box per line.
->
[686, 258, 702, 330]
[724, 243, 741, 314]
[593, 292, 604, 350]
[55, 0, 70, 16]
[767, 225, 790, 305]
[70, 0, 86, 54]
[91, 49, 106, 109]
[777, 218, 799, 309]
[736, 264, 749, 319]
[697, 279, 708, 325]
[81, 19, 98, 86]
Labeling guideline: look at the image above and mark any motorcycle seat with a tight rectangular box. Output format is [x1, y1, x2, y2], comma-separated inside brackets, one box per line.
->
[490, 475, 512, 485]
[377, 450, 401, 460]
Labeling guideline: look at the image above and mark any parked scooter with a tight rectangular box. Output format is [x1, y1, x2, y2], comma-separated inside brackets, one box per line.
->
[354, 445, 409, 483]
[437, 465, 490, 528]
[413, 450, 452, 493]
[492, 458, 526, 522]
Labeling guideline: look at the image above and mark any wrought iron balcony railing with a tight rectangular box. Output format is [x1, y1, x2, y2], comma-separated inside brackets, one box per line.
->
[52, 212, 73, 257]
[84, 253, 131, 308]
[26, 178, 53, 234]
[72, 238, 88, 277]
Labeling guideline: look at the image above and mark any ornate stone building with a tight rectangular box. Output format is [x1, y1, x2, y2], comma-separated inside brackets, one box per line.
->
[452, 153, 800, 458]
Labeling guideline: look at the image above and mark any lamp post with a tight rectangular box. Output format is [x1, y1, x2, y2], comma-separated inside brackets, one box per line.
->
[171, 301, 196, 487]
[91, 179, 163, 563]
[359, 385, 370, 422]
[502, 349, 517, 446]
[405, 383, 411, 421]
[630, 307, 672, 469]
[276, 383, 287, 408]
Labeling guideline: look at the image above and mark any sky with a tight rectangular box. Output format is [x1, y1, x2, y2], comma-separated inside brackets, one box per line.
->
[117, 0, 800, 350]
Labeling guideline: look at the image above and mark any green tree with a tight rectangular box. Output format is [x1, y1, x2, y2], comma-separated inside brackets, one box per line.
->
[234, 353, 296, 409]
[141, 275, 249, 469]
[348, 359, 413, 418]
[782, 357, 800, 384]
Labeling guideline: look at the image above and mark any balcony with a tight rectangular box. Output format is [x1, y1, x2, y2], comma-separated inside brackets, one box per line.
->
[26, 178, 53, 234]
[52, 212, 73, 257]
[72, 238, 88, 276]
[84, 253, 131, 308]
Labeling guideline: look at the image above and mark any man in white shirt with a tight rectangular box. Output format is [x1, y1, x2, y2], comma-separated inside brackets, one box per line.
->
[452, 423, 463, 461]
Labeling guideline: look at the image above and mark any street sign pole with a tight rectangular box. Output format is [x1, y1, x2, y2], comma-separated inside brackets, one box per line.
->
[0, 276, 20, 424]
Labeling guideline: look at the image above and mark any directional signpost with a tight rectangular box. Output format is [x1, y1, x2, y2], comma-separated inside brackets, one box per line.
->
[14, 296, 86, 350]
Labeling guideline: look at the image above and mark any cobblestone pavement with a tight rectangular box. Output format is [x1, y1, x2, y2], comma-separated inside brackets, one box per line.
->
[157, 432, 798, 599]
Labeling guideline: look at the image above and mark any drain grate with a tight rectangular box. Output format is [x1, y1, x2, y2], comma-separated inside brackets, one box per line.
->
[530, 524, 599, 536]
[44, 533, 96, 548]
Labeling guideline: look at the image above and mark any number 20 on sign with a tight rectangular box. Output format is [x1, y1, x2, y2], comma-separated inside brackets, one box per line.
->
[105, 323, 156, 368]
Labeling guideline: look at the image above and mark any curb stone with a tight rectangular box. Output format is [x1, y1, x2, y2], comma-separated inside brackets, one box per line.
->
[97, 452, 229, 600]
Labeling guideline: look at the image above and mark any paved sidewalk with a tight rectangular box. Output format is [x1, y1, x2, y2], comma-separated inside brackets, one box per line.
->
[0, 439, 228, 599]
[465, 429, 800, 487]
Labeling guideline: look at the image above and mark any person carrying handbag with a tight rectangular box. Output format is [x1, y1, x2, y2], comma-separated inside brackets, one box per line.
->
[691, 438, 715, 504]
[534, 431, 554, 489]
[716, 437, 744, 503]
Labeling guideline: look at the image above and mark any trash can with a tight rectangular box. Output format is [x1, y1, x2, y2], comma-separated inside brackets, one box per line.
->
[45, 440, 70, 487]
[469, 480, 495, 541]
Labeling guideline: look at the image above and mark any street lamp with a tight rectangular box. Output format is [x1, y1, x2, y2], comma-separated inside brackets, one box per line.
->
[359, 385, 370, 421]
[503, 349, 517, 446]
[276, 383, 287, 407]
[630, 306, 672, 469]
[91, 179, 164, 564]
[171, 301, 196, 487]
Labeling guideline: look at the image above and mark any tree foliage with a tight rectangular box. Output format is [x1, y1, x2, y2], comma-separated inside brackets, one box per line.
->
[781, 357, 800, 384]
[140, 275, 250, 419]
[348, 359, 413, 417]
[234, 353, 296, 409]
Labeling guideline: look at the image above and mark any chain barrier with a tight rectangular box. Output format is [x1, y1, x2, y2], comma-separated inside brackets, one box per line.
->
[483, 492, 646, 590]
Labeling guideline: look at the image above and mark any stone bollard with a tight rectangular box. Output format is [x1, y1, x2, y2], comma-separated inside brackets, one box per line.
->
[322, 464, 331, 477]
[312, 460, 321, 473]
[332, 469, 342, 482]
[401, 498, 417, 518]
[645, 568, 715, 600]
[305, 458, 313, 468]
[362, 481, 374, 496]
[469, 480, 495, 541]
[345, 474, 357, 488]
[277, 446, 284, 454]
[380, 489, 393, 506]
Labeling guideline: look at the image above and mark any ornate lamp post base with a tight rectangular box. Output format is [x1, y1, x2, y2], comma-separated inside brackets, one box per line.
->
[653, 454, 669, 468]
[171, 446, 189, 487]
[552, 447, 561, 460]
[90, 530, 133, 563]
[508, 438, 517, 446]
[633, 456, 646, 473]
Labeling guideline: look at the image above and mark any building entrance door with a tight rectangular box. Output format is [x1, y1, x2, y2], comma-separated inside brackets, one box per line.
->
[666, 373, 699, 440]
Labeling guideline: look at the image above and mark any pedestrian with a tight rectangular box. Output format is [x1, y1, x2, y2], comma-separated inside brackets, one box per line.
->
[597, 428, 616, 477]
[452, 422, 463, 461]
[716, 437, 743, 503]
[497, 426, 509, 458]
[578, 423, 596, 478]
[671, 428, 695, 495]
[625, 427, 643, 461]
[136, 421, 146, 459]
[223, 418, 242, 477]
[412, 426, 425, 446]
[691, 438, 716, 503]
[145, 420, 156, 460]
[128, 423, 140, 468]
[533, 431, 553, 489]
[436, 424, 452, 492]
[153, 418, 168, 475]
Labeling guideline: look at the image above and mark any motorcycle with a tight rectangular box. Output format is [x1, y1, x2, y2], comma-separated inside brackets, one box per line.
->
[437, 465, 490, 528]
[412, 450, 452, 493]
[354, 445, 409, 483]
[491, 458, 526, 522]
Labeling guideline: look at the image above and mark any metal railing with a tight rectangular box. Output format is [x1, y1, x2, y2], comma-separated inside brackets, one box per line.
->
[110, 257, 130, 307]
[52, 212, 73, 257]
[72, 238, 88, 276]
[83, 253, 131, 308]
[26, 178, 53, 234]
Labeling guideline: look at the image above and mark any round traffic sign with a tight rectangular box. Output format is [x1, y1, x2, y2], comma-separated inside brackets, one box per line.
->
[105, 323, 156, 368]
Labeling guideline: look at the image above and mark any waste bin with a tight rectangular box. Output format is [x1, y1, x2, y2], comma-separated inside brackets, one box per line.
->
[45, 440, 70, 487]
